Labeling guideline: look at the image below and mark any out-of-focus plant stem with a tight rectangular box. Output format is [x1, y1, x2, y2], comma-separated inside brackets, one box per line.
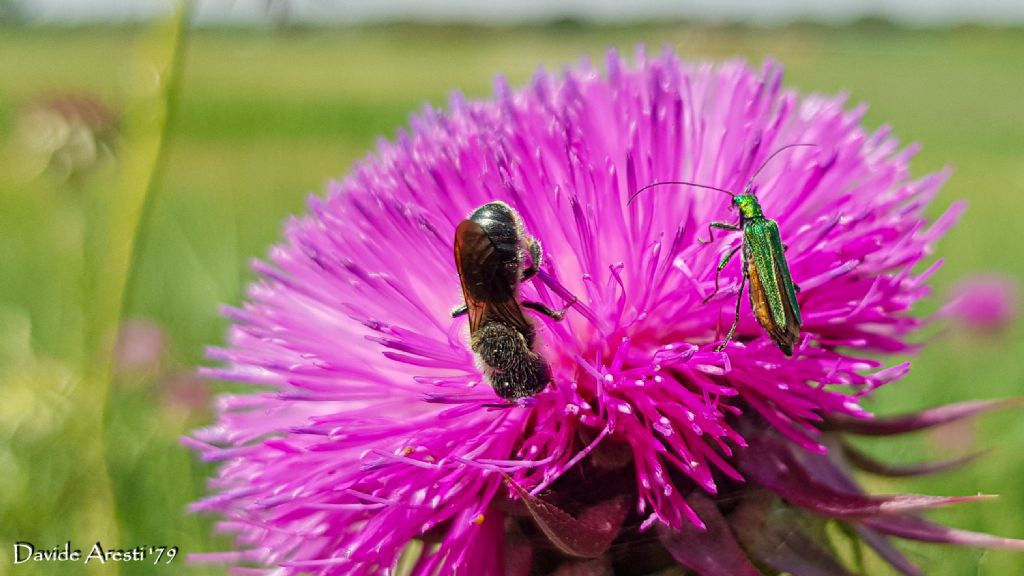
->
[77, 3, 190, 572]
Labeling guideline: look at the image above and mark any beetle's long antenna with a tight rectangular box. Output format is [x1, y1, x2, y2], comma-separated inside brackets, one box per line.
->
[628, 143, 818, 205]
[745, 143, 818, 194]
[627, 180, 735, 206]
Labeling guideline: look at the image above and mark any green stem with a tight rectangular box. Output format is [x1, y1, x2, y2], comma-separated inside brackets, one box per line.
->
[77, 3, 191, 571]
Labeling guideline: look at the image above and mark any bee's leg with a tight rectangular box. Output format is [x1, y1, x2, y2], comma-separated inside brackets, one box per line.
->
[522, 297, 576, 321]
[451, 305, 468, 318]
[698, 221, 741, 244]
[702, 244, 742, 304]
[714, 273, 746, 352]
[521, 236, 543, 281]
[794, 283, 802, 294]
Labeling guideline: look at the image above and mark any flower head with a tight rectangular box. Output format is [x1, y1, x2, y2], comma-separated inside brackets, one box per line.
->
[114, 317, 168, 377]
[190, 49, 1022, 574]
[942, 274, 1019, 335]
[11, 92, 118, 183]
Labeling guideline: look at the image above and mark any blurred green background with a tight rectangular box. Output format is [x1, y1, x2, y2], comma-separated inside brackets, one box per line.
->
[0, 11, 1022, 576]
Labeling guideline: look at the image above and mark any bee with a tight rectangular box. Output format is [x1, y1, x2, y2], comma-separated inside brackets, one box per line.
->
[452, 201, 574, 399]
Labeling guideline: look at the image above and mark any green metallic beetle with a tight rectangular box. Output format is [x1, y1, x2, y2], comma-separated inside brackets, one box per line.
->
[701, 191, 802, 355]
[630, 144, 813, 356]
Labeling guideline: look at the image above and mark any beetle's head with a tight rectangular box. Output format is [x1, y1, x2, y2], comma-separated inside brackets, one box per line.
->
[732, 194, 763, 220]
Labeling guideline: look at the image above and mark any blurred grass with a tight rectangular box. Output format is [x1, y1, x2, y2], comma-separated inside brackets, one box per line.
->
[0, 20, 1022, 575]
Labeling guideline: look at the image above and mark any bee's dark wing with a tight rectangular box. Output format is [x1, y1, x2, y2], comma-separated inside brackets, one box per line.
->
[483, 295, 533, 336]
[454, 220, 490, 333]
[455, 219, 529, 334]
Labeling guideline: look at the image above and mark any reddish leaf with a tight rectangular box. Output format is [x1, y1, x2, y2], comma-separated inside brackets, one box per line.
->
[656, 493, 761, 576]
[503, 474, 628, 559]
[826, 398, 1022, 437]
[504, 527, 534, 576]
[578, 497, 631, 535]
[739, 433, 993, 519]
[852, 525, 924, 576]
[842, 442, 984, 477]
[864, 515, 1024, 550]
[732, 492, 855, 576]
[552, 558, 614, 576]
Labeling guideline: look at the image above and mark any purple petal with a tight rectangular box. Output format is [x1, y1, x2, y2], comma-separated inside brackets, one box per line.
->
[656, 493, 761, 576]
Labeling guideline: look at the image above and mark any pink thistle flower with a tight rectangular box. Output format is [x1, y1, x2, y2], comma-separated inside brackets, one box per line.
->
[941, 274, 1019, 335]
[189, 49, 1024, 575]
[114, 317, 168, 378]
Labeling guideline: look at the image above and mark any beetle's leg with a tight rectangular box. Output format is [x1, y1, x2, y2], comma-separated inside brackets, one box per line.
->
[521, 236, 543, 281]
[523, 297, 577, 321]
[451, 305, 468, 318]
[698, 221, 742, 244]
[782, 243, 800, 292]
[702, 244, 742, 304]
[714, 273, 747, 352]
